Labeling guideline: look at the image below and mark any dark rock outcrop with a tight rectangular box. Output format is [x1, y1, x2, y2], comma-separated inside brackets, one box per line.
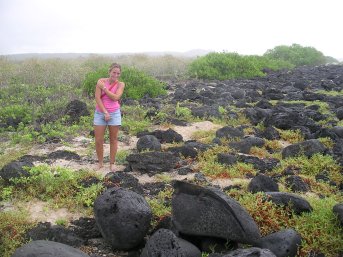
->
[172, 181, 261, 244]
[126, 151, 179, 175]
[265, 192, 313, 214]
[0, 160, 33, 182]
[248, 174, 279, 193]
[333, 203, 343, 226]
[136, 135, 161, 152]
[94, 187, 152, 250]
[281, 139, 327, 159]
[140, 229, 201, 257]
[65, 100, 90, 124]
[11, 240, 90, 257]
[255, 229, 302, 257]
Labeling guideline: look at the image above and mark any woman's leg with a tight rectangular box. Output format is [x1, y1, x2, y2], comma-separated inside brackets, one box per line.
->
[94, 125, 107, 168]
[109, 125, 120, 171]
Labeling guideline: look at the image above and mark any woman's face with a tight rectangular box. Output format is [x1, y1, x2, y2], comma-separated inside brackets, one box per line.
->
[109, 67, 121, 81]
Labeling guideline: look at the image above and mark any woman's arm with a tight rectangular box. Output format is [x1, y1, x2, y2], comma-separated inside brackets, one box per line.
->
[100, 82, 125, 101]
[95, 79, 110, 119]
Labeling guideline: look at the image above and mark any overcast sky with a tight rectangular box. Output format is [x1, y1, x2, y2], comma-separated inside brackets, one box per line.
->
[0, 0, 342, 59]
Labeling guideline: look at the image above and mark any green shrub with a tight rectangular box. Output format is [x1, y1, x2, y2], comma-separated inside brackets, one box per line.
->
[82, 65, 108, 97]
[0, 210, 34, 257]
[187, 52, 292, 80]
[121, 105, 152, 135]
[8, 165, 103, 209]
[82, 65, 167, 99]
[293, 196, 343, 257]
[0, 104, 32, 128]
[235, 193, 343, 257]
[263, 43, 329, 66]
[146, 187, 173, 227]
[273, 153, 342, 186]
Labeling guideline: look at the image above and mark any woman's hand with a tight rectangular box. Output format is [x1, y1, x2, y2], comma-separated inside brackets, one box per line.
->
[97, 79, 106, 90]
[104, 112, 110, 121]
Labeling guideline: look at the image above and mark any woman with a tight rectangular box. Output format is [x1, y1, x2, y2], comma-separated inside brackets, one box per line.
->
[93, 63, 125, 171]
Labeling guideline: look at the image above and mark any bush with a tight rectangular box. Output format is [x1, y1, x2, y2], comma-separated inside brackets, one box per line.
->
[263, 43, 329, 66]
[82, 65, 167, 99]
[187, 52, 292, 80]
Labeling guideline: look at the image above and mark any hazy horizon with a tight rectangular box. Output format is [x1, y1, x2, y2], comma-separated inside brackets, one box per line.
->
[1, 0, 342, 59]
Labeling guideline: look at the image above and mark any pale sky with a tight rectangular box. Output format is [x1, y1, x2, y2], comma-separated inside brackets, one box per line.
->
[0, 0, 342, 59]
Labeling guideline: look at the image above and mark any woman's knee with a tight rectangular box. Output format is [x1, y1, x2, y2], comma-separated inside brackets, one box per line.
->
[95, 139, 104, 146]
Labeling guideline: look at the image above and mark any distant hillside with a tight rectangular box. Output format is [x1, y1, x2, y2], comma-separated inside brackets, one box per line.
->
[2, 49, 212, 61]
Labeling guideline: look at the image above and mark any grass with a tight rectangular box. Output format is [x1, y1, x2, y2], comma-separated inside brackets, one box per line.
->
[190, 129, 217, 144]
[0, 210, 35, 257]
[273, 153, 343, 185]
[278, 128, 304, 144]
[0, 141, 33, 169]
[146, 187, 173, 228]
[197, 145, 257, 179]
[234, 192, 343, 257]
[1, 165, 104, 211]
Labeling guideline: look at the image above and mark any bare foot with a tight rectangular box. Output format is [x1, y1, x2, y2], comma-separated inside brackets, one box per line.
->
[97, 163, 104, 170]
[110, 163, 116, 172]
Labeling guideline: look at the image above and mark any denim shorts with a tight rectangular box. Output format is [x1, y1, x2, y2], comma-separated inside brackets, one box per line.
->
[93, 109, 121, 126]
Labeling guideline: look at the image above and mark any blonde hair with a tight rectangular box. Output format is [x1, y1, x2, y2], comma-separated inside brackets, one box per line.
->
[109, 63, 121, 72]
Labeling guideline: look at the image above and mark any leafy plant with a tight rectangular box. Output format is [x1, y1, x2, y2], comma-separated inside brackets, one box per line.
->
[187, 52, 292, 80]
[75, 183, 104, 207]
[82, 65, 167, 99]
[263, 43, 329, 66]
[175, 102, 193, 120]
[293, 196, 343, 257]
[278, 128, 304, 144]
[0, 210, 34, 257]
[146, 187, 174, 228]
[273, 153, 342, 186]
[121, 105, 152, 135]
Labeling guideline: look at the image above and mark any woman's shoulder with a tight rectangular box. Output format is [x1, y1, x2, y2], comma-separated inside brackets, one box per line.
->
[118, 81, 125, 87]
[97, 78, 108, 83]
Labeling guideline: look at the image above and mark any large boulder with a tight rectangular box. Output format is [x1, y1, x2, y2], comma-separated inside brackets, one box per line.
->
[255, 229, 302, 257]
[172, 181, 261, 245]
[65, 100, 90, 124]
[26, 222, 85, 247]
[229, 136, 265, 154]
[136, 135, 162, 152]
[0, 160, 33, 182]
[265, 192, 313, 215]
[215, 126, 244, 140]
[333, 203, 343, 226]
[168, 140, 211, 158]
[11, 240, 89, 257]
[94, 187, 152, 250]
[281, 139, 327, 159]
[126, 151, 179, 175]
[138, 128, 183, 143]
[248, 174, 279, 193]
[219, 247, 276, 257]
[140, 229, 201, 257]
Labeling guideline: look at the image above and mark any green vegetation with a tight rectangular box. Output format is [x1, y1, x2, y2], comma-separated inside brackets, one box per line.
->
[146, 187, 173, 228]
[82, 65, 167, 99]
[187, 52, 293, 80]
[0, 210, 35, 257]
[235, 192, 343, 257]
[274, 153, 343, 187]
[263, 43, 333, 66]
[1, 165, 104, 210]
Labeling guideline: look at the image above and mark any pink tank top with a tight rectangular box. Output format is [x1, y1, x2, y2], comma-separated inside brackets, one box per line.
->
[96, 80, 120, 112]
